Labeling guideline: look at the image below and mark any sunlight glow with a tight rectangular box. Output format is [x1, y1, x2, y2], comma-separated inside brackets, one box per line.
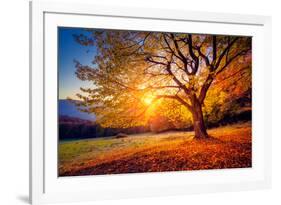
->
[143, 95, 154, 105]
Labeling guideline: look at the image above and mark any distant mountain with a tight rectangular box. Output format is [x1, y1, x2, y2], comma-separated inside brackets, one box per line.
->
[59, 115, 92, 124]
[59, 99, 96, 121]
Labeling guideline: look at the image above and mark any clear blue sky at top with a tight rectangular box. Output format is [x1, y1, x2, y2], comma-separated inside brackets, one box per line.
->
[58, 27, 97, 99]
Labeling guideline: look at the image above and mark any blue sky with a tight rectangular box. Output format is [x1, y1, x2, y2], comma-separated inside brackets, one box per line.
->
[58, 27, 97, 99]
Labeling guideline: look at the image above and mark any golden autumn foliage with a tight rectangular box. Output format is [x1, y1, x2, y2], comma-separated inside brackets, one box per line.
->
[72, 30, 251, 139]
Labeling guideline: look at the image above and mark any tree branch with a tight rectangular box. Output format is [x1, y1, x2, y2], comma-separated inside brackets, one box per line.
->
[216, 48, 251, 75]
[214, 37, 239, 69]
[198, 46, 250, 104]
[212, 36, 217, 65]
[156, 95, 192, 111]
[196, 46, 211, 67]
[165, 62, 191, 96]
[198, 74, 214, 104]
[163, 34, 183, 62]
[185, 34, 199, 74]
[149, 85, 180, 89]
[146, 56, 167, 66]
[170, 34, 187, 62]
[120, 33, 151, 56]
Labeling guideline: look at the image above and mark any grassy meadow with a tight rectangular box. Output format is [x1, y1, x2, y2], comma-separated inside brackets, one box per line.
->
[59, 122, 251, 176]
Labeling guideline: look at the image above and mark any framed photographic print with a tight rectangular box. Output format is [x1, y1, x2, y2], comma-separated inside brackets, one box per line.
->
[30, 1, 272, 204]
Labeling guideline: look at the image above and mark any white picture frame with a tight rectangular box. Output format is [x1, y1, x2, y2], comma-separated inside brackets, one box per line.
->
[30, 1, 272, 204]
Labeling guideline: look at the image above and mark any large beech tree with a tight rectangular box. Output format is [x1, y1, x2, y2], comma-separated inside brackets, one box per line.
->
[72, 30, 251, 139]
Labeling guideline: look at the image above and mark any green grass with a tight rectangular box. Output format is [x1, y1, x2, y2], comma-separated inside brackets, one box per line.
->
[59, 131, 194, 163]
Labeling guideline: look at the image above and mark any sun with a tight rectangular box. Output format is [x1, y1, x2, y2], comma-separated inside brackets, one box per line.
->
[143, 95, 154, 105]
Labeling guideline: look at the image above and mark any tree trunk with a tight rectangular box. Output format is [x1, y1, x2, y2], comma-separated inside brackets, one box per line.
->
[190, 97, 209, 139]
